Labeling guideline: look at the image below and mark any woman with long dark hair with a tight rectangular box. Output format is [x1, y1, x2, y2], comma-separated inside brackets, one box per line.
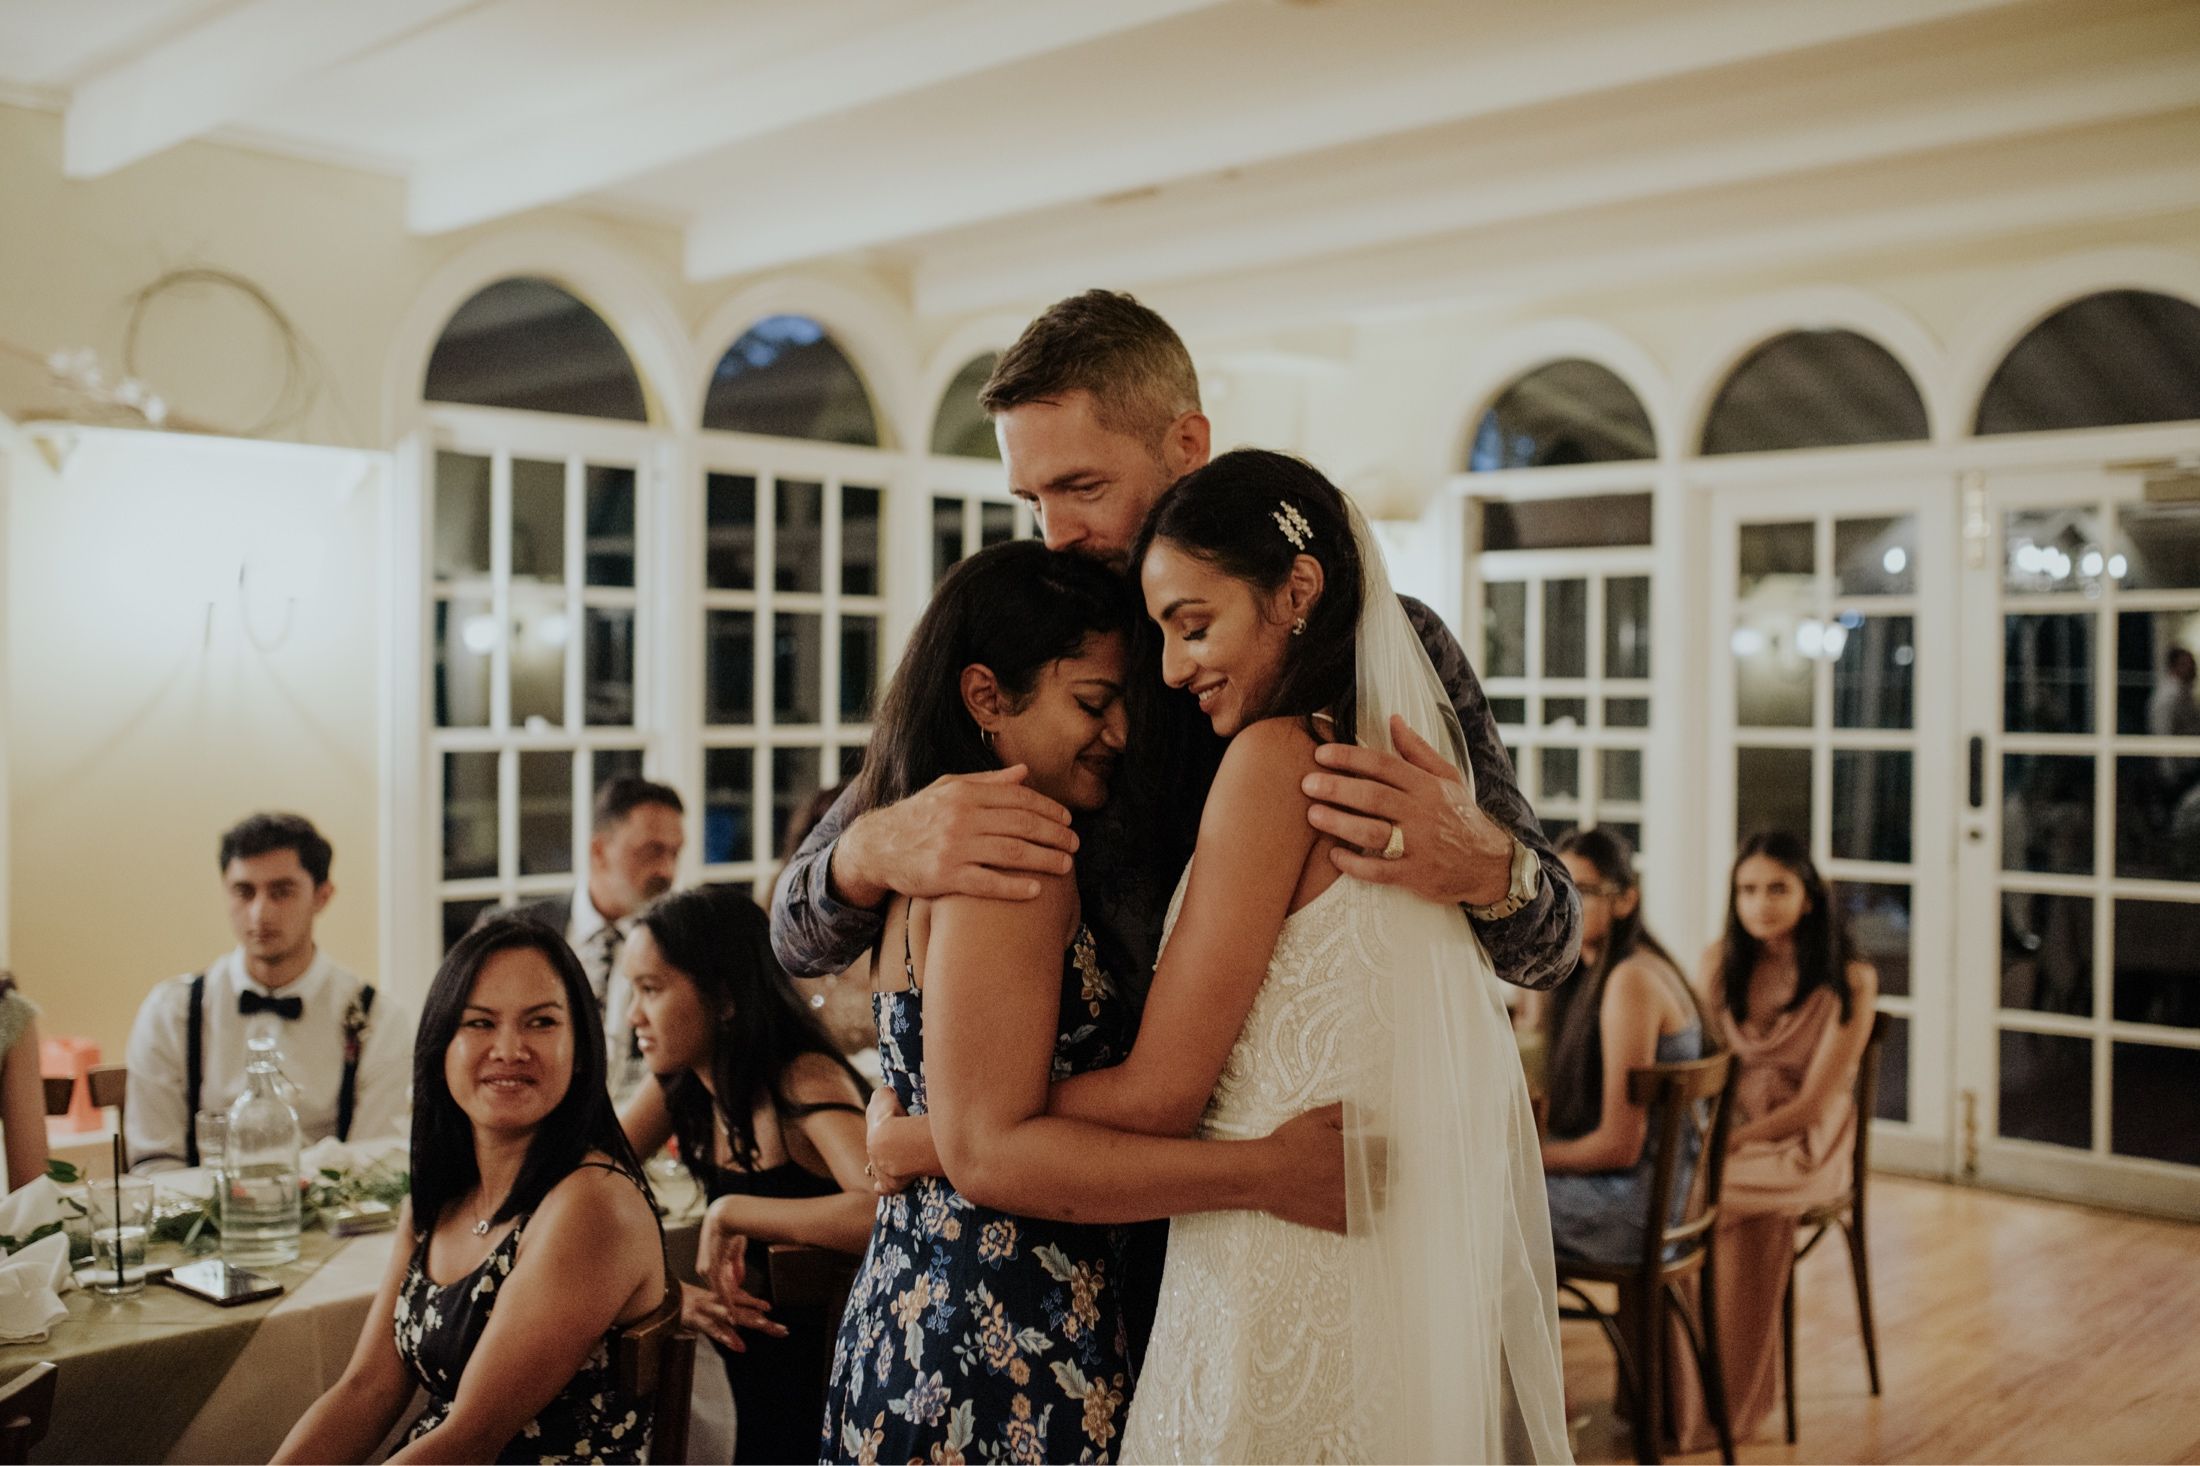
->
[277, 917, 666, 1464]
[617, 884, 873, 1464]
[1538, 827, 1705, 1265]
[1668, 830, 1879, 1450]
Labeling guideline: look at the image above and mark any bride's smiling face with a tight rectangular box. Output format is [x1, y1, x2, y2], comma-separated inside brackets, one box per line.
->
[1143, 539, 1316, 737]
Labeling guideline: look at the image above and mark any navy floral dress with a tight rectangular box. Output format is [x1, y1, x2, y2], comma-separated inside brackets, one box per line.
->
[822, 923, 1136, 1464]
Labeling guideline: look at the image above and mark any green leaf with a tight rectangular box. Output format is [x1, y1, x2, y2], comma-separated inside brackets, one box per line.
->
[44, 1158, 81, 1185]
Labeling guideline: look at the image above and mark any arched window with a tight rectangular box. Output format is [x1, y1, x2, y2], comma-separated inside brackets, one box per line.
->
[931, 352, 1001, 460]
[1468, 359, 1654, 470]
[425, 277, 648, 422]
[1701, 329, 1928, 455]
[1975, 290, 2200, 435]
[703, 314, 881, 446]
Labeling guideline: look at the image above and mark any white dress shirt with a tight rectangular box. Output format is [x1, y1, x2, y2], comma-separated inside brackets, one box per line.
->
[567, 880, 646, 1097]
[124, 947, 414, 1173]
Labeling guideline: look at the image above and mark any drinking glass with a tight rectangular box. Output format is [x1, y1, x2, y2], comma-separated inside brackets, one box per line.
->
[195, 1110, 229, 1225]
[86, 1177, 154, 1296]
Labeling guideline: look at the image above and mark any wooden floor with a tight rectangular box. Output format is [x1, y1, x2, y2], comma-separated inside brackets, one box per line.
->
[1565, 1175, 2200, 1465]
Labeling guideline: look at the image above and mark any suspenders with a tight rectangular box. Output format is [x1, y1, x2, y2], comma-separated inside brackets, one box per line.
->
[182, 973, 376, 1166]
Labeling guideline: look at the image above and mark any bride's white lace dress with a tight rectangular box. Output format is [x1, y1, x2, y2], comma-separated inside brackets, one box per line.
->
[1120, 864, 1385, 1464]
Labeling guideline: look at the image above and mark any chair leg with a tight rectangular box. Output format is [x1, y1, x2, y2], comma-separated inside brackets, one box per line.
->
[1842, 1218, 1882, 1397]
[1781, 1262, 1799, 1446]
[1696, 1261, 1737, 1466]
[1631, 1282, 1664, 1465]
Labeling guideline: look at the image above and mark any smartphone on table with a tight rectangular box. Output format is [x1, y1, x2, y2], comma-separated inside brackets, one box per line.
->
[158, 1259, 284, 1306]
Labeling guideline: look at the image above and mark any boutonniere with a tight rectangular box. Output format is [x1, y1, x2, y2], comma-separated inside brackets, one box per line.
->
[341, 992, 372, 1067]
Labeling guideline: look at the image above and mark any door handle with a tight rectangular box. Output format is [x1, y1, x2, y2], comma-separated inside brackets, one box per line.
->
[1968, 735, 1985, 809]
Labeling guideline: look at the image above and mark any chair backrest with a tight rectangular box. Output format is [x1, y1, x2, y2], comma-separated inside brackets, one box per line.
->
[0, 1362, 57, 1466]
[1627, 1051, 1737, 1276]
[612, 1273, 695, 1463]
[42, 1066, 126, 1118]
[1850, 1012, 1891, 1198]
[39, 1078, 71, 1118]
[765, 1242, 862, 1314]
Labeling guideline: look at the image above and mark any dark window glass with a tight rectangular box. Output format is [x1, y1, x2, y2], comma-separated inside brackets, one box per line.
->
[1467, 359, 1655, 469]
[2117, 611, 2200, 735]
[2115, 503, 2200, 592]
[434, 596, 493, 729]
[705, 474, 757, 591]
[776, 613, 824, 725]
[2004, 614, 2094, 735]
[442, 751, 499, 881]
[1604, 697, 1650, 728]
[1834, 515, 1917, 597]
[1976, 291, 2200, 436]
[584, 607, 635, 728]
[1479, 493, 1653, 551]
[584, 466, 635, 587]
[1483, 582, 1526, 679]
[2112, 899, 2200, 1029]
[704, 315, 878, 445]
[1702, 330, 1927, 455]
[1543, 697, 1587, 728]
[592, 748, 644, 792]
[1540, 747, 1580, 802]
[1489, 697, 1527, 726]
[2116, 756, 2200, 883]
[442, 898, 497, 956]
[517, 750, 572, 878]
[842, 486, 882, 597]
[1874, 1013, 1909, 1124]
[931, 353, 1001, 460]
[426, 278, 646, 422]
[771, 747, 824, 854]
[703, 748, 755, 866]
[842, 616, 880, 722]
[1832, 749, 1911, 864]
[1737, 746, 1812, 846]
[1600, 748, 1642, 804]
[980, 502, 1016, 549]
[509, 594, 566, 729]
[932, 497, 966, 586]
[1841, 883, 1911, 998]
[2001, 894, 2092, 1017]
[705, 612, 755, 725]
[433, 452, 491, 581]
[510, 459, 564, 584]
[776, 480, 824, 593]
[2001, 754, 2094, 876]
[1832, 615, 1915, 731]
[1543, 580, 1588, 679]
[2111, 1043, 2200, 1167]
[1997, 1030, 2091, 1149]
[1605, 576, 1651, 679]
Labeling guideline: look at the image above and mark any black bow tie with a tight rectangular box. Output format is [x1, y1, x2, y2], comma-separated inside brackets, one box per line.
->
[239, 990, 303, 1021]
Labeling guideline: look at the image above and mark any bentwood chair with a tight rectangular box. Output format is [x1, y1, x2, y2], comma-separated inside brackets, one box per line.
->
[1554, 1052, 1739, 1465]
[0, 1362, 57, 1465]
[1781, 1011, 1890, 1443]
[764, 1243, 864, 1422]
[614, 1273, 697, 1464]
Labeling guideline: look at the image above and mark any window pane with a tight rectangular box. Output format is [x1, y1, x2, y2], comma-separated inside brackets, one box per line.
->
[771, 747, 824, 854]
[1543, 579, 1587, 678]
[442, 898, 496, 956]
[2115, 502, 2200, 591]
[1604, 576, 1651, 679]
[433, 451, 491, 581]
[1600, 748, 1642, 804]
[841, 616, 880, 723]
[775, 613, 824, 725]
[2113, 899, 2200, 1028]
[510, 458, 565, 585]
[1832, 749, 1911, 864]
[425, 277, 646, 422]
[839, 744, 868, 781]
[1834, 516, 1917, 597]
[1599, 820, 1642, 853]
[705, 474, 757, 590]
[1543, 697, 1587, 728]
[2005, 614, 2094, 734]
[442, 751, 499, 881]
[1832, 615, 1914, 730]
[2111, 1043, 2200, 1168]
[434, 596, 493, 729]
[703, 748, 755, 865]
[775, 480, 824, 593]
[517, 750, 572, 877]
[1737, 746, 1812, 846]
[705, 611, 755, 725]
[584, 465, 635, 587]
[1997, 1030, 2091, 1149]
[1734, 619, 1815, 729]
[842, 486, 881, 597]
[931, 353, 1001, 460]
[1541, 747, 1579, 801]
[509, 595, 566, 730]
[592, 748, 643, 792]
[1874, 1013, 1909, 1124]
[933, 496, 966, 585]
[1702, 330, 1927, 454]
[1605, 697, 1649, 729]
[980, 501, 1015, 549]
[1738, 521, 1815, 600]
[704, 315, 878, 445]
[1483, 582, 1526, 679]
[1480, 493, 1653, 550]
[2002, 894, 2092, 1016]
[2115, 756, 2200, 882]
[1468, 360, 1655, 470]
[584, 607, 635, 727]
[2117, 611, 2200, 735]
[1489, 697, 1526, 726]
[1841, 882, 1911, 998]
[1976, 290, 2200, 436]
[2003, 506, 2105, 596]
[2001, 754, 2094, 876]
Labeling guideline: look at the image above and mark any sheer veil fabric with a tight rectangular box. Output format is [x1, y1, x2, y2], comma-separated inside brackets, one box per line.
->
[1339, 503, 1571, 1462]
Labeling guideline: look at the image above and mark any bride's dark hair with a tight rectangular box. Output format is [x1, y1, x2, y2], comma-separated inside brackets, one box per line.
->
[1129, 448, 1364, 741]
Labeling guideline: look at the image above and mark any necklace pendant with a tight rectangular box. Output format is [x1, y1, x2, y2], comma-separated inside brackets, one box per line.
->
[472, 1218, 490, 1237]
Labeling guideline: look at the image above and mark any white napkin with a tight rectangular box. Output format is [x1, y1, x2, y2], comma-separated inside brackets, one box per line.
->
[0, 1176, 68, 1241]
[0, 1232, 73, 1343]
[300, 1136, 406, 1178]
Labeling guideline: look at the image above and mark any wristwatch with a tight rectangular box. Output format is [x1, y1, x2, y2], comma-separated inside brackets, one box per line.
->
[1465, 835, 1540, 922]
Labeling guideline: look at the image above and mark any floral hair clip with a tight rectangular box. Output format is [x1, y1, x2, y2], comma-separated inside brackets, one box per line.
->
[1273, 501, 1313, 551]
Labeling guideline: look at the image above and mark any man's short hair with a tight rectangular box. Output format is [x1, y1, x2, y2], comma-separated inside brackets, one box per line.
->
[592, 776, 684, 833]
[2171, 646, 2196, 673]
[218, 813, 333, 886]
[980, 289, 1201, 448]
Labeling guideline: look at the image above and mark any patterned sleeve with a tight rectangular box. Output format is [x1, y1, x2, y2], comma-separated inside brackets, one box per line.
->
[768, 781, 887, 979]
[1401, 596, 1583, 991]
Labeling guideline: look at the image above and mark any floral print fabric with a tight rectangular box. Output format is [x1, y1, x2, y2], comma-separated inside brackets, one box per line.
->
[822, 923, 1136, 1463]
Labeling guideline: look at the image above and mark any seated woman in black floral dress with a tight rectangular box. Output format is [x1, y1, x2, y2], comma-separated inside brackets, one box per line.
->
[822, 542, 1343, 1464]
[276, 918, 666, 1465]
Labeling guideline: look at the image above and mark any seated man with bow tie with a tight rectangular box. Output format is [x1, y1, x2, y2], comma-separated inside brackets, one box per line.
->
[126, 813, 412, 1173]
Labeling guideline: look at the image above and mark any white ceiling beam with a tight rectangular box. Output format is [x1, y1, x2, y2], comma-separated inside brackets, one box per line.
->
[914, 10, 2200, 316]
[405, 0, 1226, 235]
[62, 0, 476, 178]
[681, 0, 2033, 281]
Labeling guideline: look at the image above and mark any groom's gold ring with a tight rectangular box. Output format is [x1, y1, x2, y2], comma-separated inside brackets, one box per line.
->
[1381, 824, 1407, 861]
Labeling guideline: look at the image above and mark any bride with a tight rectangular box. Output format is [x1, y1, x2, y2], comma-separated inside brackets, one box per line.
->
[871, 448, 1569, 1462]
